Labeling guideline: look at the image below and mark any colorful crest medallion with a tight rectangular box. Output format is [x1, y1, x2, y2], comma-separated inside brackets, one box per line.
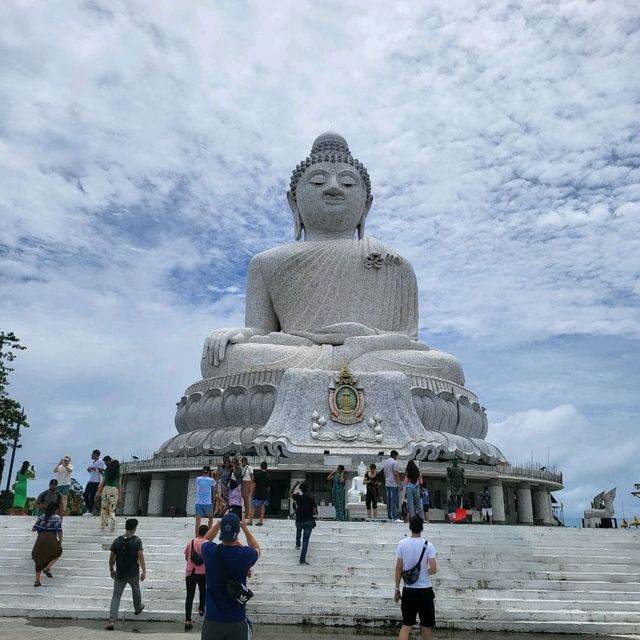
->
[329, 367, 364, 425]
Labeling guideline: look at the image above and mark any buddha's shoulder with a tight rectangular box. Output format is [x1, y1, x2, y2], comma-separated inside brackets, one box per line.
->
[251, 237, 408, 260]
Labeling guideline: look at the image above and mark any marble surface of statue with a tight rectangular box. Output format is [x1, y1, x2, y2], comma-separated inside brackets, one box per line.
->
[584, 488, 616, 520]
[348, 461, 368, 503]
[161, 132, 506, 465]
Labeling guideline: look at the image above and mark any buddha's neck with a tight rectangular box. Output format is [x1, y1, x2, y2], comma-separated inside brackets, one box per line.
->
[303, 229, 357, 241]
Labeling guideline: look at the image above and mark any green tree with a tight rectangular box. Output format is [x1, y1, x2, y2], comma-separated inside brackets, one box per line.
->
[0, 332, 29, 488]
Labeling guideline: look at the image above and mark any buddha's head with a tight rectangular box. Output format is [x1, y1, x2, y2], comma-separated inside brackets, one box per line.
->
[288, 132, 373, 240]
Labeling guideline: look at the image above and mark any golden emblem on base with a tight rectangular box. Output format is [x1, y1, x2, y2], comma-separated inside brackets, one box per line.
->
[328, 367, 364, 425]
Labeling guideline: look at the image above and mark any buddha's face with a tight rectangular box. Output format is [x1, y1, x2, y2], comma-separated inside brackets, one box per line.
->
[290, 161, 372, 237]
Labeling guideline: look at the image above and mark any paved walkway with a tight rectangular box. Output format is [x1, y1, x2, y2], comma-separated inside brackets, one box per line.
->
[1, 618, 636, 640]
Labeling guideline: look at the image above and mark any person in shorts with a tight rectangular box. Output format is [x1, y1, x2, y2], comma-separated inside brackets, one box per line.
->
[249, 461, 271, 526]
[480, 486, 493, 524]
[53, 455, 73, 514]
[195, 466, 216, 535]
[394, 515, 437, 640]
[364, 463, 379, 520]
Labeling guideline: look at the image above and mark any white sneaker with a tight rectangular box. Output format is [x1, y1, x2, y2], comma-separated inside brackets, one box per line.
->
[395, 519, 404, 523]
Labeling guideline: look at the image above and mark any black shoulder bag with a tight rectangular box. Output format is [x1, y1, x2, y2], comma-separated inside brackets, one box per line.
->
[401, 541, 428, 585]
[190, 540, 204, 566]
[215, 545, 254, 607]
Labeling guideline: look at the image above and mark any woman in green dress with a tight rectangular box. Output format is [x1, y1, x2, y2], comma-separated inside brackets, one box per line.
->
[13, 461, 35, 510]
[327, 465, 347, 521]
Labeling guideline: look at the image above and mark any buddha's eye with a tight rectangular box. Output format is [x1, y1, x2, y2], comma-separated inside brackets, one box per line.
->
[309, 174, 326, 185]
[340, 175, 357, 188]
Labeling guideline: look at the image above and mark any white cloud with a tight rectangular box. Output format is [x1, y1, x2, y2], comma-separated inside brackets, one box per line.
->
[491, 405, 640, 516]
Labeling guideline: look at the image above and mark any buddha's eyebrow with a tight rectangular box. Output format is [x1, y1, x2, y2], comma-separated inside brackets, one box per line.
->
[337, 170, 359, 180]
[307, 169, 329, 177]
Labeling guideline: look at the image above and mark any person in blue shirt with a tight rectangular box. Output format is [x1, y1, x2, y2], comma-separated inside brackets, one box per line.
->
[194, 466, 216, 536]
[201, 513, 261, 640]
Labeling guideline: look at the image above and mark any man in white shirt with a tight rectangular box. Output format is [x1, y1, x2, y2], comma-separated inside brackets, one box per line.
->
[84, 449, 105, 516]
[53, 455, 73, 514]
[394, 515, 437, 639]
[383, 450, 401, 521]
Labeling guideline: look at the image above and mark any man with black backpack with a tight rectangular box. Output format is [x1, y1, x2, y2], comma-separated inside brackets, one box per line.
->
[394, 515, 437, 640]
[200, 513, 260, 640]
[105, 518, 146, 630]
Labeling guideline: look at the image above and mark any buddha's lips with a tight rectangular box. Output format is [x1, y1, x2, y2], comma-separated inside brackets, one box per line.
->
[322, 195, 345, 203]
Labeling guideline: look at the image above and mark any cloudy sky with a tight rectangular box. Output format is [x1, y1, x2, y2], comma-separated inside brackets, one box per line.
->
[1, 0, 638, 518]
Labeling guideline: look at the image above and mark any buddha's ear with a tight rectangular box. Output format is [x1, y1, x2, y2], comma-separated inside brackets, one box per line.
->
[357, 195, 373, 240]
[287, 190, 303, 241]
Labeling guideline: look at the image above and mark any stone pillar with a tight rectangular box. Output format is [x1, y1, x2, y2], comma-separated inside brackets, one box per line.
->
[532, 488, 554, 525]
[516, 483, 534, 525]
[489, 480, 505, 524]
[147, 473, 166, 516]
[186, 472, 199, 516]
[123, 475, 140, 516]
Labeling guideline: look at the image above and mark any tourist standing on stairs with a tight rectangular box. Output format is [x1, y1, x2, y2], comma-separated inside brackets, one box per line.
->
[184, 524, 208, 631]
[384, 450, 402, 522]
[214, 456, 231, 516]
[36, 479, 63, 515]
[404, 460, 424, 521]
[364, 463, 379, 520]
[84, 449, 105, 517]
[480, 486, 493, 524]
[289, 480, 318, 565]
[53, 455, 73, 514]
[327, 465, 346, 521]
[249, 461, 271, 526]
[106, 518, 146, 630]
[200, 513, 261, 640]
[31, 502, 63, 587]
[194, 465, 216, 536]
[240, 457, 254, 521]
[97, 459, 122, 532]
[227, 458, 244, 518]
[394, 515, 437, 640]
[12, 460, 35, 513]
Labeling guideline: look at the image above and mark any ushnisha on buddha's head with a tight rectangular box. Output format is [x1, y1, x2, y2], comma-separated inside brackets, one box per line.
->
[288, 132, 373, 241]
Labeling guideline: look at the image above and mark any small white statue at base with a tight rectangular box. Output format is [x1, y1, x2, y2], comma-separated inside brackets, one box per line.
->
[348, 460, 367, 503]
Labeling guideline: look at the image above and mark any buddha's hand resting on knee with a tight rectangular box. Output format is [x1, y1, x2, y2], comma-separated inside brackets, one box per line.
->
[202, 328, 264, 367]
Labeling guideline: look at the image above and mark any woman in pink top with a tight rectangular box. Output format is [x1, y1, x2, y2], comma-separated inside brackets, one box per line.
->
[184, 524, 208, 630]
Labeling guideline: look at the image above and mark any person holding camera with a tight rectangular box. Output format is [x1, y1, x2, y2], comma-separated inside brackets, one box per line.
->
[288, 480, 318, 565]
[394, 515, 437, 640]
[13, 461, 35, 513]
[200, 514, 261, 640]
[53, 455, 73, 514]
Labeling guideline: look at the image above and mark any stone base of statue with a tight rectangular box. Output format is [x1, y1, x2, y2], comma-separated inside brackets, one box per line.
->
[159, 367, 506, 464]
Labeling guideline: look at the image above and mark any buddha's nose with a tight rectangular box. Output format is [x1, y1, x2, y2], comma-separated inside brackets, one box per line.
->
[323, 184, 343, 196]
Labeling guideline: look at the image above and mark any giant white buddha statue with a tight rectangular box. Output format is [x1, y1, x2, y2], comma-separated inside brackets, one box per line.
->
[161, 133, 506, 464]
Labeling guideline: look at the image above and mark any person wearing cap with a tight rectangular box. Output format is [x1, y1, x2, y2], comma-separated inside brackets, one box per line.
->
[105, 518, 146, 631]
[53, 455, 73, 514]
[194, 465, 216, 536]
[200, 514, 261, 639]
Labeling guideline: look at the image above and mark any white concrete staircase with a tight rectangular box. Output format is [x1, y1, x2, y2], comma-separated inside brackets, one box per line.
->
[1, 516, 639, 635]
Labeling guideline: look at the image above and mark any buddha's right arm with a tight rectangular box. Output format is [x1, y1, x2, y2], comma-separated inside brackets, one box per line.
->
[202, 327, 267, 367]
[202, 257, 280, 367]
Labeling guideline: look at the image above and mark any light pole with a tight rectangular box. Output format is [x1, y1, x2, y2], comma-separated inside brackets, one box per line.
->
[3, 409, 25, 514]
